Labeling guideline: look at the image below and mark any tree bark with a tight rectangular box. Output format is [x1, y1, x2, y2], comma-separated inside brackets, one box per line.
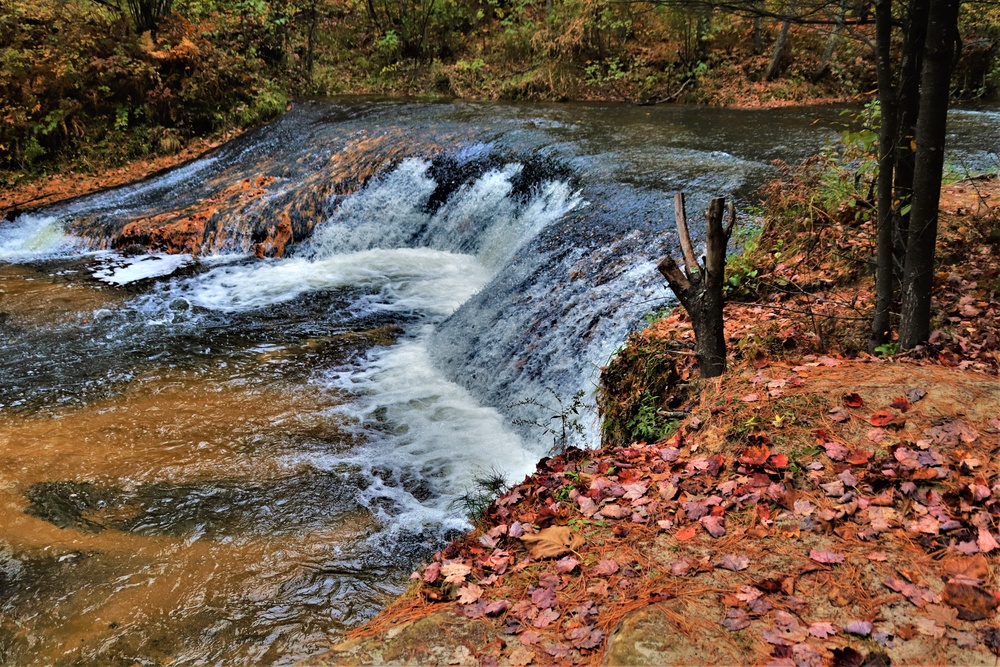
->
[811, 1, 845, 82]
[870, 0, 897, 349]
[657, 194, 734, 378]
[765, 10, 794, 81]
[899, 0, 960, 348]
[891, 0, 930, 276]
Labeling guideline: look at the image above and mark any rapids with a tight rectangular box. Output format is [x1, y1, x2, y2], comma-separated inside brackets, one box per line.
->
[0, 99, 996, 665]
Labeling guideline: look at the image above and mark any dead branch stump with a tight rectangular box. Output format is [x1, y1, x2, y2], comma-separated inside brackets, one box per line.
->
[657, 193, 735, 379]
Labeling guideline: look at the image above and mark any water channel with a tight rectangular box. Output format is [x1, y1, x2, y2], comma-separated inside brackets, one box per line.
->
[0, 99, 997, 665]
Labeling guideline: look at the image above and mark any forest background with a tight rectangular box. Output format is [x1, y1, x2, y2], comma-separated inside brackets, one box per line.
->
[2, 0, 999, 188]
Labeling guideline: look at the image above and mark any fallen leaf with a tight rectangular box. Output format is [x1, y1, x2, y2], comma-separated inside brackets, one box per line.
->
[845, 620, 873, 636]
[532, 608, 560, 628]
[869, 410, 896, 427]
[593, 558, 620, 576]
[823, 441, 849, 461]
[422, 562, 441, 583]
[556, 557, 580, 574]
[829, 586, 851, 607]
[670, 559, 691, 576]
[566, 626, 605, 649]
[441, 561, 472, 585]
[520, 526, 584, 560]
[457, 583, 483, 604]
[925, 603, 960, 628]
[700, 515, 726, 538]
[675, 525, 697, 541]
[942, 554, 990, 583]
[531, 586, 557, 609]
[828, 406, 850, 422]
[485, 600, 509, 616]
[716, 553, 750, 571]
[843, 393, 864, 408]
[742, 393, 760, 403]
[509, 645, 534, 666]
[915, 616, 945, 638]
[810, 549, 846, 564]
[736, 585, 762, 603]
[846, 448, 872, 464]
[739, 445, 771, 466]
[866, 428, 886, 443]
[942, 582, 1000, 620]
[722, 608, 751, 631]
[947, 630, 978, 649]
[890, 396, 911, 412]
[978, 527, 1000, 554]
[622, 482, 649, 501]
[906, 387, 927, 403]
[599, 504, 629, 520]
[809, 621, 838, 638]
[518, 631, 541, 646]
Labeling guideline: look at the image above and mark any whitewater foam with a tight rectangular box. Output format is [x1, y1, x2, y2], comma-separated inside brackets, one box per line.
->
[305, 333, 540, 536]
[0, 214, 80, 261]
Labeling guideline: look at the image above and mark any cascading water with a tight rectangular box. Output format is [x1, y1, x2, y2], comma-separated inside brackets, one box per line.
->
[0, 98, 995, 666]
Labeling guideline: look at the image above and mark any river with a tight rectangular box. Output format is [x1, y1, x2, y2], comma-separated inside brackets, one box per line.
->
[0, 99, 996, 665]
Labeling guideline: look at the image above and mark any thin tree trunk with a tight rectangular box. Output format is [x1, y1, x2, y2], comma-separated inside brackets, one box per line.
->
[752, 12, 764, 55]
[871, 0, 898, 349]
[765, 10, 794, 81]
[892, 0, 930, 279]
[899, 0, 960, 348]
[812, 1, 845, 81]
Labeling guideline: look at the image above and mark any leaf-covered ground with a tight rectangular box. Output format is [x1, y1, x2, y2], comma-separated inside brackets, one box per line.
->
[302, 177, 1000, 666]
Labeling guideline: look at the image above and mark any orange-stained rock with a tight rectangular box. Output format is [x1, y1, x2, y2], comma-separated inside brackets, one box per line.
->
[253, 212, 293, 259]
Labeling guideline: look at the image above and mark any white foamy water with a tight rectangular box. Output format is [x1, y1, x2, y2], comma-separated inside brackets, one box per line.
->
[93, 253, 195, 285]
[0, 214, 79, 261]
[307, 333, 540, 534]
[168, 247, 491, 315]
[308, 158, 581, 271]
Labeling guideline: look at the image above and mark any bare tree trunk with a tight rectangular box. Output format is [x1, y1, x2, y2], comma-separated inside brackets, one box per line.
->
[657, 194, 735, 378]
[892, 0, 930, 278]
[899, 0, 960, 348]
[811, 1, 845, 81]
[752, 11, 764, 55]
[870, 0, 898, 348]
[765, 2, 796, 81]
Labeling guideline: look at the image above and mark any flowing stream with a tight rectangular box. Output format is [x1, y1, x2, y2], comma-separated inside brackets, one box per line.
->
[0, 99, 996, 666]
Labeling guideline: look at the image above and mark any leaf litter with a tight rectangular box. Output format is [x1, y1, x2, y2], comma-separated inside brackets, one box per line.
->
[345, 300, 1000, 666]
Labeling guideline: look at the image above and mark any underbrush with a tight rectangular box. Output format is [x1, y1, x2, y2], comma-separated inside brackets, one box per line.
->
[0, 1, 291, 184]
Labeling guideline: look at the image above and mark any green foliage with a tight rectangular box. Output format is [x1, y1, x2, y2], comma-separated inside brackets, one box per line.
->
[597, 329, 692, 448]
[814, 100, 881, 224]
[724, 225, 763, 299]
[0, 0, 293, 179]
[874, 341, 898, 358]
[625, 391, 679, 443]
[452, 467, 510, 523]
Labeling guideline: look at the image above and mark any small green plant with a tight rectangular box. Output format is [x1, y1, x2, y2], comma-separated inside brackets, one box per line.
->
[625, 391, 678, 443]
[724, 223, 762, 299]
[874, 341, 898, 358]
[452, 466, 510, 522]
[641, 304, 673, 327]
